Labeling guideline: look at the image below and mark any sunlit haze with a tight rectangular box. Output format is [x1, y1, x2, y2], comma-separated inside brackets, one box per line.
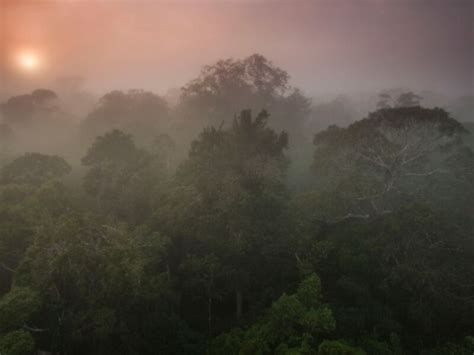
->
[2, 0, 473, 97]
[17, 51, 40, 72]
[0, 1, 473, 354]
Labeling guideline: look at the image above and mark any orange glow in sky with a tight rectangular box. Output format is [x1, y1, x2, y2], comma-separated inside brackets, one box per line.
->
[17, 51, 40, 72]
[2, 0, 473, 96]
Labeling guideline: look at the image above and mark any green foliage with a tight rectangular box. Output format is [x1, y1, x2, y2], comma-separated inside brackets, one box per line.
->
[11, 212, 181, 353]
[211, 274, 336, 354]
[294, 202, 474, 351]
[318, 340, 366, 355]
[81, 89, 169, 143]
[421, 336, 474, 355]
[0, 124, 14, 163]
[179, 54, 310, 137]
[181, 54, 290, 118]
[0, 206, 33, 287]
[0, 153, 71, 186]
[0, 330, 35, 355]
[0, 89, 57, 125]
[82, 129, 138, 167]
[0, 287, 41, 332]
[395, 92, 422, 108]
[0, 84, 472, 355]
[167, 110, 297, 330]
[82, 130, 167, 224]
[311, 106, 469, 220]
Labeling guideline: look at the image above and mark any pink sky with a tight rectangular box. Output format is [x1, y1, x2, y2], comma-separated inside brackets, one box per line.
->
[2, 0, 473, 97]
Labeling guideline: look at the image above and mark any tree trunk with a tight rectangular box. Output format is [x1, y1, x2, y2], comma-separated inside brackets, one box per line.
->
[236, 289, 242, 321]
[166, 262, 171, 281]
[208, 296, 212, 336]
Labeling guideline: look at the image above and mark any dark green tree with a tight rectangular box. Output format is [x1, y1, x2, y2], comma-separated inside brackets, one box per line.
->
[152, 110, 296, 333]
[0, 89, 58, 126]
[395, 92, 422, 108]
[81, 90, 170, 144]
[82, 130, 167, 224]
[311, 107, 467, 221]
[179, 54, 310, 136]
[0, 153, 71, 187]
[210, 274, 349, 354]
[376, 93, 392, 109]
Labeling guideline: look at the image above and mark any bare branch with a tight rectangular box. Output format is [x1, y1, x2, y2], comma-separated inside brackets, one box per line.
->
[0, 262, 15, 273]
[403, 169, 448, 177]
[23, 323, 49, 333]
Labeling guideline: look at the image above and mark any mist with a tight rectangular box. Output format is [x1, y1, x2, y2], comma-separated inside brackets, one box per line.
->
[2, 0, 473, 96]
[0, 1, 473, 354]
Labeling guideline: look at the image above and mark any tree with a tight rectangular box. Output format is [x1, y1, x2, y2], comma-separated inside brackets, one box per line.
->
[82, 130, 167, 224]
[318, 340, 366, 355]
[0, 154, 72, 295]
[179, 254, 225, 336]
[81, 90, 170, 144]
[0, 123, 14, 143]
[0, 287, 41, 354]
[0, 153, 71, 187]
[181, 54, 289, 114]
[149, 134, 177, 174]
[395, 92, 422, 108]
[179, 54, 310, 136]
[376, 93, 392, 109]
[178, 54, 312, 189]
[153, 110, 295, 329]
[0, 330, 35, 355]
[182, 110, 292, 319]
[311, 106, 467, 220]
[0, 89, 58, 126]
[0, 207, 33, 294]
[210, 273, 339, 354]
[0, 287, 41, 333]
[12, 213, 182, 354]
[0, 124, 14, 165]
[294, 203, 474, 352]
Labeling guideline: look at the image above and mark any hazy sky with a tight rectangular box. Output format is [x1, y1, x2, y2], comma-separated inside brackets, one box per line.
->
[2, 0, 473, 97]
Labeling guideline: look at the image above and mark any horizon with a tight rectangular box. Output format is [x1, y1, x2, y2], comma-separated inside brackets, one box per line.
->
[2, 0, 473, 99]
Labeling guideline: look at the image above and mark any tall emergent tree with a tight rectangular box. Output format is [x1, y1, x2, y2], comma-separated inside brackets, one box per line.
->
[0, 89, 58, 126]
[154, 110, 296, 331]
[81, 90, 170, 144]
[1, 153, 71, 187]
[311, 106, 468, 220]
[82, 130, 167, 224]
[178, 54, 310, 137]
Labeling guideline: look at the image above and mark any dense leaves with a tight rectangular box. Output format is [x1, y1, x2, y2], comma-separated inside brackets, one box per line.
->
[178, 54, 311, 141]
[0, 89, 58, 126]
[81, 90, 170, 144]
[210, 274, 337, 354]
[311, 107, 469, 220]
[0, 60, 472, 354]
[1, 153, 71, 186]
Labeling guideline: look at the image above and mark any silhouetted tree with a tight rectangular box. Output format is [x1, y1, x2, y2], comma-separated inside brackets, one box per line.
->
[81, 90, 170, 144]
[376, 92, 392, 109]
[179, 54, 310, 135]
[0, 153, 70, 186]
[82, 130, 167, 224]
[395, 92, 422, 107]
[312, 106, 467, 220]
[0, 89, 58, 126]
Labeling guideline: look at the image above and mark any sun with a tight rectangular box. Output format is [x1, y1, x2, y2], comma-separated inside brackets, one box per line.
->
[18, 52, 40, 72]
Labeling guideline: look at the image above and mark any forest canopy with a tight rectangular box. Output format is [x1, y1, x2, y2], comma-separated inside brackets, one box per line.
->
[0, 54, 473, 355]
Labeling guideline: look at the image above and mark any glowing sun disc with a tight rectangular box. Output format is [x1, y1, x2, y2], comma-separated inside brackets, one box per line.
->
[18, 52, 40, 71]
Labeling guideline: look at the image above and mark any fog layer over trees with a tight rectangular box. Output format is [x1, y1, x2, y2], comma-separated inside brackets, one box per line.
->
[0, 55, 473, 355]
